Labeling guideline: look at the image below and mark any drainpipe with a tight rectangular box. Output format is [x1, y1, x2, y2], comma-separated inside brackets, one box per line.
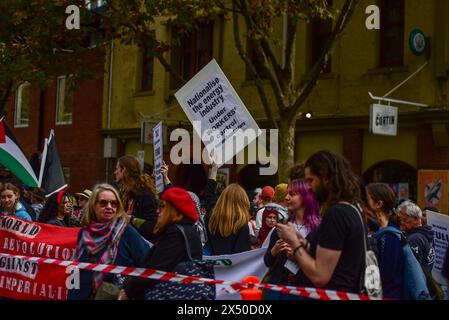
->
[105, 39, 114, 181]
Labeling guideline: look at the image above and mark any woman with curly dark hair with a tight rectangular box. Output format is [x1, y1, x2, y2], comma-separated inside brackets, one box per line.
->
[38, 191, 79, 227]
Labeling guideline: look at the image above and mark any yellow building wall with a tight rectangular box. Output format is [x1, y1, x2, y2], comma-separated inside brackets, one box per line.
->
[362, 129, 418, 172]
[103, 0, 447, 172]
[296, 131, 343, 163]
[125, 139, 155, 164]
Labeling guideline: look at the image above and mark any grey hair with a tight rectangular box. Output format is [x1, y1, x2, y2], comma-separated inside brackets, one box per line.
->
[398, 200, 422, 220]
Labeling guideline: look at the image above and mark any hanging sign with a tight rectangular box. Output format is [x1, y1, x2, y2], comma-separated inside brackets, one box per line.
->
[369, 104, 398, 136]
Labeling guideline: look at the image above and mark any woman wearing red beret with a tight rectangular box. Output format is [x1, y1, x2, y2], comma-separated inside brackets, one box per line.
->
[122, 187, 203, 300]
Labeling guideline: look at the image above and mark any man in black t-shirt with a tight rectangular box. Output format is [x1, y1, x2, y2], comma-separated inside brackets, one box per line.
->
[277, 150, 365, 294]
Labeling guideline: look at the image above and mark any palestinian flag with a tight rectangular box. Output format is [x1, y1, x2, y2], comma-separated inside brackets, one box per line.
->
[0, 117, 38, 187]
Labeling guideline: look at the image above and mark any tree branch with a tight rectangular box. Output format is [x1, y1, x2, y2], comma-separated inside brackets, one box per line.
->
[231, 1, 277, 129]
[239, 0, 286, 111]
[283, 14, 297, 86]
[290, 0, 358, 114]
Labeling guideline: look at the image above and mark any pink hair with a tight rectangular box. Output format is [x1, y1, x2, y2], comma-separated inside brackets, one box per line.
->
[288, 179, 321, 234]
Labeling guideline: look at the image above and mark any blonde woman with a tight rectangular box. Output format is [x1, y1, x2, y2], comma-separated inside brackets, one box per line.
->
[206, 183, 251, 255]
[68, 183, 150, 300]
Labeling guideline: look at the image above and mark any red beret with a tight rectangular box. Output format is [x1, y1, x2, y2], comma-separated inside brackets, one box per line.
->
[161, 187, 198, 222]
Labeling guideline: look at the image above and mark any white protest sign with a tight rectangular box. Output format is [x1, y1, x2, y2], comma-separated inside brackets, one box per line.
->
[175, 59, 261, 165]
[426, 210, 449, 298]
[137, 150, 145, 171]
[369, 104, 398, 136]
[153, 122, 164, 193]
[205, 248, 269, 300]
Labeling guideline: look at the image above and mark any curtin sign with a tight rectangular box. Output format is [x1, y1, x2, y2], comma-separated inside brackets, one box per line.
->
[369, 104, 398, 136]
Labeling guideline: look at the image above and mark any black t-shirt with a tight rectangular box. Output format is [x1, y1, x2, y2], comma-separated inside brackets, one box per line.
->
[307, 203, 365, 293]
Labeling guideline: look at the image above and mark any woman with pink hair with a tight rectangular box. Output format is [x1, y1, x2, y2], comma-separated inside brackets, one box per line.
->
[263, 179, 321, 300]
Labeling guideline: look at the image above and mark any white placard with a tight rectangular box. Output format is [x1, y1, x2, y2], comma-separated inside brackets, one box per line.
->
[426, 210, 449, 298]
[370, 104, 398, 136]
[137, 150, 145, 171]
[205, 248, 268, 300]
[175, 59, 261, 164]
[153, 122, 164, 193]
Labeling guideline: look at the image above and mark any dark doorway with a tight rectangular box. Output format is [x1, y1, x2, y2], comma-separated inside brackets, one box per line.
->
[363, 160, 417, 202]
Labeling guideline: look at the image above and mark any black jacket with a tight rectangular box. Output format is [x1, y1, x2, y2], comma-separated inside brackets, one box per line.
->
[406, 225, 435, 272]
[126, 188, 158, 243]
[124, 218, 202, 299]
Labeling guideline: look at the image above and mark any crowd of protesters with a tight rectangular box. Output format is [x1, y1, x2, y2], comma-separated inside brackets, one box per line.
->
[1, 149, 449, 300]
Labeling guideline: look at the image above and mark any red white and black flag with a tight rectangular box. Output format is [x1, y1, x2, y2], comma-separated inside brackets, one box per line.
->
[38, 130, 67, 197]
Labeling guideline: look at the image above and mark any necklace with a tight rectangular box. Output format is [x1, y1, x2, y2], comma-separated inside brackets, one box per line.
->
[293, 222, 304, 233]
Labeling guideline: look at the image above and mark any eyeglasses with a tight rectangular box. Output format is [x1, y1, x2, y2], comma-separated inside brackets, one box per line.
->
[97, 199, 117, 208]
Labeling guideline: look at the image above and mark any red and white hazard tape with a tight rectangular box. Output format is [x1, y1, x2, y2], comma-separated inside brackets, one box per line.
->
[0, 252, 381, 300]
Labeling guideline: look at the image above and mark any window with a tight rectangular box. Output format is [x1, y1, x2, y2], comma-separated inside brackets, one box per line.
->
[171, 23, 213, 89]
[14, 82, 30, 127]
[56, 76, 74, 125]
[311, 0, 333, 73]
[140, 46, 154, 92]
[379, 0, 405, 67]
[86, 0, 105, 10]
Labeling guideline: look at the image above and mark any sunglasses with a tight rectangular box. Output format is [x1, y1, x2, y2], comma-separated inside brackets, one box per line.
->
[97, 199, 118, 208]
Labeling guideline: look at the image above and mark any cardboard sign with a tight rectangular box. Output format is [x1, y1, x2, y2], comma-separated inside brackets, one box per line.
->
[175, 59, 261, 164]
[153, 122, 164, 193]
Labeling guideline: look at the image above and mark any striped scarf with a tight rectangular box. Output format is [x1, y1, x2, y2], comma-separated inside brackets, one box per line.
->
[76, 218, 127, 289]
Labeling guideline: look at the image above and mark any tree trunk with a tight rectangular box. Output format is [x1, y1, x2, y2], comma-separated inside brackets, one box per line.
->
[278, 117, 296, 182]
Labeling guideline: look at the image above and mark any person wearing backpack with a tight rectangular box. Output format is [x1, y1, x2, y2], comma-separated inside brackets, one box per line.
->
[397, 201, 435, 273]
[397, 201, 444, 299]
[366, 183, 405, 300]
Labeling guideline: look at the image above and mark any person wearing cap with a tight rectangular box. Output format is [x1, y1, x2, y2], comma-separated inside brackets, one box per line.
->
[75, 189, 92, 208]
[75, 189, 92, 219]
[122, 187, 202, 300]
[255, 186, 278, 236]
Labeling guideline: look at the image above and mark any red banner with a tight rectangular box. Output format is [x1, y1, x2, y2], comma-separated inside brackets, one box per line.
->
[0, 215, 80, 300]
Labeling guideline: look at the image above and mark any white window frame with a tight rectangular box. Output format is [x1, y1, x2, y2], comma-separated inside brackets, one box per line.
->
[86, 0, 105, 10]
[56, 75, 73, 125]
[14, 82, 30, 128]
